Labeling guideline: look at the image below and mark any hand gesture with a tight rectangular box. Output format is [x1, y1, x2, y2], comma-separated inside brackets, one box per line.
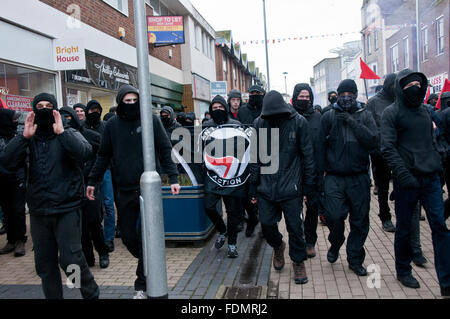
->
[53, 110, 64, 135]
[23, 112, 37, 139]
[86, 186, 95, 200]
[171, 183, 181, 195]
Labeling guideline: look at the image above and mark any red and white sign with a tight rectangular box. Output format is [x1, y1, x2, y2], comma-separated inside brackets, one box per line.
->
[53, 38, 86, 70]
[429, 73, 448, 94]
[4, 94, 33, 112]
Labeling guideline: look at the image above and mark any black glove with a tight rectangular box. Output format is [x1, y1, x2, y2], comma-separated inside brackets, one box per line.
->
[397, 172, 420, 189]
[336, 111, 357, 127]
[303, 183, 315, 197]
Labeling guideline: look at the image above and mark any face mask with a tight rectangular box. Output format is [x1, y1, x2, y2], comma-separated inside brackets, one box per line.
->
[86, 112, 101, 127]
[329, 96, 338, 104]
[34, 108, 55, 133]
[402, 85, 422, 108]
[295, 100, 310, 113]
[117, 101, 140, 120]
[337, 95, 357, 112]
[249, 95, 264, 108]
[429, 100, 437, 107]
[211, 109, 229, 124]
[161, 116, 171, 127]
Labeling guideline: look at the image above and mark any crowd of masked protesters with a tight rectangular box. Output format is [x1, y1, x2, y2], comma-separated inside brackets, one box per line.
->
[0, 68, 449, 299]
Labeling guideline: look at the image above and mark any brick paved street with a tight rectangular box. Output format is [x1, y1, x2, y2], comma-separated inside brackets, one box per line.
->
[0, 190, 448, 299]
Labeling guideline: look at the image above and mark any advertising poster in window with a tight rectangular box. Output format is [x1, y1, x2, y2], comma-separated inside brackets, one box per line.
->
[147, 16, 185, 45]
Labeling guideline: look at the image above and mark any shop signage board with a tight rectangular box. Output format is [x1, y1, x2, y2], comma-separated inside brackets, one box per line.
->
[429, 73, 448, 94]
[210, 81, 227, 100]
[66, 50, 138, 90]
[4, 94, 33, 112]
[53, 38, 86, 70]
[147, 16, 184, 45]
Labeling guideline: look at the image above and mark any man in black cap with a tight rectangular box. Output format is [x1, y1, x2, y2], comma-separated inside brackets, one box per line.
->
[249, 90, 315, 285]
[318, 79, 378, 277]
[237, 85, 265, 125]
[0, 93, 99, 299]
[160, 105, 181, 143]
[73, 103, 86, 122]
[228, 89, 242, 120]
[427, 93, 439, 110]
[292, 83, 322, 258]
[366, 73, 397, 233]
[381, 69, 450, 297]
[0, 109, 27, 257]
[87, 84, 180, 299]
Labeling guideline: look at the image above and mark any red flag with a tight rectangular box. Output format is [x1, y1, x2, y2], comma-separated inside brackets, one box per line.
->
[0, 97, 7, 109]
[360, 58, 381, 80]
[435, 78, 450, 110]
[425, 85, 431, 103]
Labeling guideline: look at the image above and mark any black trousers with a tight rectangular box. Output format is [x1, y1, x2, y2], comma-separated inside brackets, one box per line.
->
[242, 196, 259, 228]
[371, 154, 392, 222]
[30, 210, 99, 299]
[116, 189, 146, 291]
[258, 196, 307, 264]
[0, 178, 26, 243]
[304, 190, 319, 246]
[324, 174, 370, 266]
[81, 184, 109, 262]
[204, 192, 241, 245]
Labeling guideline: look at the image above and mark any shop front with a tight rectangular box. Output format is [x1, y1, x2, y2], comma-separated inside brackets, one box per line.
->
[65, 50, 183, 117]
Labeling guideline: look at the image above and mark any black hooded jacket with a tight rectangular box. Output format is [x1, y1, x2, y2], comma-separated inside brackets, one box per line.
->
[0, 109, 25, 184]
[88, 85, 178, 190]
[366, 73, 396, 129]
[160, 105, 181, 143]
[59, 106, 101, 181]
[0, 98, 92, 216]
[318, 97, 378, 176]
[85, 100, 106, 135]
[292, 83, 322, 186]
[435, 92, 450, 157]
[201, 95, 246, 197]
[249, 91, 316, 201]
[237, 96, 263, 125]
[381, 69, 442, 186]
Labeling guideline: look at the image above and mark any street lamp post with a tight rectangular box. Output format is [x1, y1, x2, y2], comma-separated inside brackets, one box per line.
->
[263, 0, 270, 91]
[283, 72, 288, 95]
[133, 0, 168, 299]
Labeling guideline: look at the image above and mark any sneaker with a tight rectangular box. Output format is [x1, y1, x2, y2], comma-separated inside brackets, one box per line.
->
[14, 241, 25, 257]
[397, 274, 420, 289]
[412, 255, 428, 267]
[293, 262, 308, 284]
[349, 264, 367, 276]
[327, 246, 339, 264]
[306, 245, 316, 258]
[273, 241, 286, 271]
[99, 254, 110, 269]
[133, 290, 148, 299]
[215, 233, 226, 249]
[382, 220, 396, 233]
[0, 242, 15, 255]
[227, 245, 238, 258]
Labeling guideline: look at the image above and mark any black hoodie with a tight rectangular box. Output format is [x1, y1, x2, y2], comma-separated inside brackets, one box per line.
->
[88, 85, 178, 190]
[202, 95, 241, 128]
[434, 92, 450, 157]
[366, 73, 396, 128]
[292, 83, 322, 186]
[85, 100, 106, 134]
[249, 90, 316, 201]
[160, 105, 181, 142]
[381, 69, 442, 187]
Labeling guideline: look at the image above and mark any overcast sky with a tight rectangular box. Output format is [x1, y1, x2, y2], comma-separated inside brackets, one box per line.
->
[189, 0, 363, 95]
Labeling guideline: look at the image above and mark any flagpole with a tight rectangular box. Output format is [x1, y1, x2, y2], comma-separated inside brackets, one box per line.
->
[364, 79, 369, 101]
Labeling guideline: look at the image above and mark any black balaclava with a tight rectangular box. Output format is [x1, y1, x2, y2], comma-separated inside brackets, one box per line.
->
[32, 93, 58, 134]
[209, 96, 229, 125]
[85, 100, 102, 127]
[248, 85, 265, 109]
[260, 90, 292, 127]
[0, 109, 19, 138]
[116, 85, 140, 121]
[401, 74, 423, 108]
[328, 91, 338, 104]
[292, 83, 314, 114]
[160, 110, 171, 127]
[336, 79, 358, 113]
